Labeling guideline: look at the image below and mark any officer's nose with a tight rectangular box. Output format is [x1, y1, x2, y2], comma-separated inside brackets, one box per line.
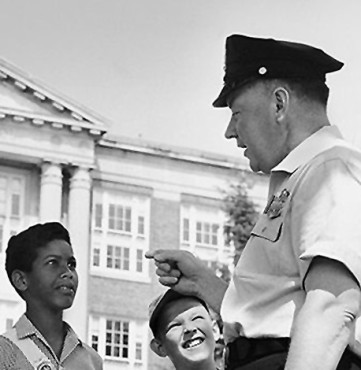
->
[224, 118, 237, 140]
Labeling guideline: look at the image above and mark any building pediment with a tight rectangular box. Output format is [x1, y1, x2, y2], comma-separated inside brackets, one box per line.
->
[0, 58, 108, 168]
[0, 58, 108, 136]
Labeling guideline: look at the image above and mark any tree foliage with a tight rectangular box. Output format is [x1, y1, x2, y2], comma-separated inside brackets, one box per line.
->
[223, 179, 259, 266]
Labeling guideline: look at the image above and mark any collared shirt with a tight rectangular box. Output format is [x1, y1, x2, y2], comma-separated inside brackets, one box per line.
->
[0, 314, 103, 370]
[221, 126, 361, 352]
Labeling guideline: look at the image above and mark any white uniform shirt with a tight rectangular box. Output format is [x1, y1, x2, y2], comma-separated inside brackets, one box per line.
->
[221, 126, 361, 355]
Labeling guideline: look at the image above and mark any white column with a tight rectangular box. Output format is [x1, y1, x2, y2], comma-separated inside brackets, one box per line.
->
[39, 162, 62, 222]
[64, 166, 92, 341]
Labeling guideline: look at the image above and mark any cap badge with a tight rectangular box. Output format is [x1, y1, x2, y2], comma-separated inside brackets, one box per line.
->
[258, 67, 267, 75]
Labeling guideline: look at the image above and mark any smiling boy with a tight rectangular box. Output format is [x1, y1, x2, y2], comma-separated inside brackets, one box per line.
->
[149, 289, 218, 370]
[0, 222, 102, 370]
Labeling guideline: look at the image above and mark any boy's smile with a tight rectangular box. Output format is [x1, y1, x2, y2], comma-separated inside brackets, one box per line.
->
[183, 336, 205, 349]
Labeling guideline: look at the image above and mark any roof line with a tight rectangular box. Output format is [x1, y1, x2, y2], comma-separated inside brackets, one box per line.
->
[98, 137, 248, 170]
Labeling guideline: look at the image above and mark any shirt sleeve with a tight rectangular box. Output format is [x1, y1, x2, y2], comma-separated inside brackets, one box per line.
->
[291, 156, 361, 285]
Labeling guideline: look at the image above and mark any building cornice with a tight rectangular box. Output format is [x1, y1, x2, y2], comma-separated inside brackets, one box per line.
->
[0, 107, 105, 136]
[98, 136, 249, 171]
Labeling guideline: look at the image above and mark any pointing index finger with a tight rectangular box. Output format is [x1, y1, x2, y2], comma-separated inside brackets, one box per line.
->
[144, 249, 168, 262]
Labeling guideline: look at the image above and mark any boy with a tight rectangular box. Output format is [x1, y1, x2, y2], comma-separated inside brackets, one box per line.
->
[149, 289, 219, 370]
[0, 222, 103, 369]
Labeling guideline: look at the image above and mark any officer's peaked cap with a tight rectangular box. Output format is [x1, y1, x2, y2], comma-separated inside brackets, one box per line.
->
[213, 34, 344, 108]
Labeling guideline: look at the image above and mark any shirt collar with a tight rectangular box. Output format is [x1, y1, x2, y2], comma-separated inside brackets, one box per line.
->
[15, 313, 82, 360]
[271, 125, 344, 174]
[15, 314, 39, 339]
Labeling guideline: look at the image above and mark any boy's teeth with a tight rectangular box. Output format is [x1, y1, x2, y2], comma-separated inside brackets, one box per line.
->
[185, 338, 203, 348]
[60, 286, 73, 292]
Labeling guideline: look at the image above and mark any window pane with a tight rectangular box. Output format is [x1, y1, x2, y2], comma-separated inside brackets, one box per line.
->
[138, 216, 144, 235]
[212, 235, 218, 245]
[136, 249, 143, 272]
[106, 245, 113, 268]
[91, 335, 98, 351]
[95, 204, 102, 228]
[135, 342, 142, 360]
[11, 194, 20, 217]
[182, 218, 189, 241]
[125, 207, 131, 221]
[92, 248, 100, 266]
[108, 204, 115, 229]
[109, 204, 115, 217]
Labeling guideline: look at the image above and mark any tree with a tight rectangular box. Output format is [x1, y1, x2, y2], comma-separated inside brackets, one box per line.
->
[211, 177, 259, 364]
[223, 178, 259, 267]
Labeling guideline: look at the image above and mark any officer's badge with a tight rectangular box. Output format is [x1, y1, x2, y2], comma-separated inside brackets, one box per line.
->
[264, 188, 290, 219]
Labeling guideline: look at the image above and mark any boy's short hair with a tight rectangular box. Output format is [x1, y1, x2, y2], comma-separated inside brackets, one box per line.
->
[5, 222, 71, 285]
[149, 290, 209, 338]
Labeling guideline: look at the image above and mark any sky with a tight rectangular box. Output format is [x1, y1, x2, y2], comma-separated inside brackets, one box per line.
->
[0, 0, 360, 158]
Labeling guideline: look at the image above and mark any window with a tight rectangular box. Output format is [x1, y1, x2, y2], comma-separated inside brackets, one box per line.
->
[93, 248, 100, 267]
[182, 218, 190, 242]
[108, 204, 131, 233]
[196, 221, 219, 246]
[95, 204, 103, 228]
[180, 204, 232, 272]
[105, 319, 129, 359]
[135, 342, 142, 361]
[0, 176, 7, 216]
[107, 245, 130, 271]
[137, 216, 145, 235]
[10, 178, 21, 217]
[89, 315, 147, 367]
[0, 171, 25, 253]
[91, 190, 150, 279]
[136, 249, 143, 272]
[0, 175, 23, 218]
[91, 334, 99, 351]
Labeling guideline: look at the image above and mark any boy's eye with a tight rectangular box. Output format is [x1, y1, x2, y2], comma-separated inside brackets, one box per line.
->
[192, 315, 205, 321]
[68, 259, 77, 269]
[166, 322, 181, 332]
[47, 259, 57, 266]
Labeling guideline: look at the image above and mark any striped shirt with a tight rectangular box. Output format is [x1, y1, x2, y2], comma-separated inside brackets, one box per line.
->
[0, 314, 102, 370]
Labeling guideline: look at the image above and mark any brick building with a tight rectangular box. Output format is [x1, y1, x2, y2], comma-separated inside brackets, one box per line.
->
[0, 59, 268, 369]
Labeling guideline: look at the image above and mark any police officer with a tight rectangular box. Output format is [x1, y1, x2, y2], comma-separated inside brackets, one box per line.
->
[146, 35, 361, 370]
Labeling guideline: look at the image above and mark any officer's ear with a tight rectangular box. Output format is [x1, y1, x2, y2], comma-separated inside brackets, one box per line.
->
[11, 269, 29, 292]
[273, 87, 289, 122]
[150, 338, 167, 357]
